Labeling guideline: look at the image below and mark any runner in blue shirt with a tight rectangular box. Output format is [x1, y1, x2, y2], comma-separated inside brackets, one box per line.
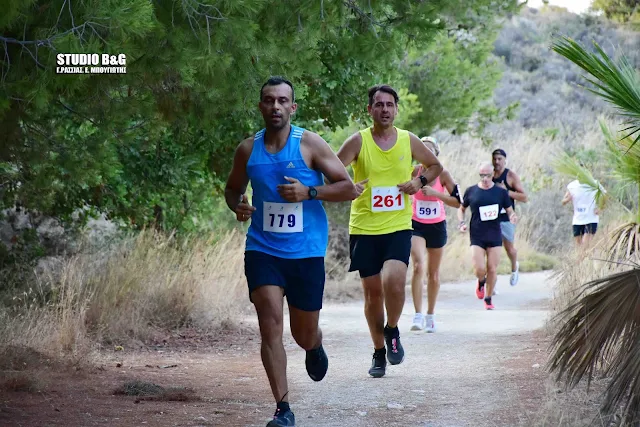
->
[224, 76, 358, 427]
[457, 162, 517, 310]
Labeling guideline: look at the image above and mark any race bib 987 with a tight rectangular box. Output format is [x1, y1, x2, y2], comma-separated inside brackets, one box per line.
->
[371, 186, 404, 212]
[263, 202, 303, 233]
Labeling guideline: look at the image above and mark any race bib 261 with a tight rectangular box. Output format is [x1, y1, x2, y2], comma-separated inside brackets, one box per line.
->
[371, 186, 404, 212]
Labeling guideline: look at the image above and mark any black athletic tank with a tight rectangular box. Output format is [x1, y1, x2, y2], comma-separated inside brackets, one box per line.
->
[492, 168, 515, 222]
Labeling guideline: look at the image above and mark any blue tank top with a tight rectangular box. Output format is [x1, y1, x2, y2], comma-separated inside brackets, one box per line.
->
[245, 125, 328, 259]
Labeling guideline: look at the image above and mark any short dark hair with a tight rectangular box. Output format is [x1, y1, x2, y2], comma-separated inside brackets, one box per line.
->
[260, 76, 295, 102]
[368, 84, 399, 106]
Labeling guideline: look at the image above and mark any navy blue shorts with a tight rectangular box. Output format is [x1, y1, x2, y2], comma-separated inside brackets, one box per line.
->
[244, 250, 325, 312]
[573, 223, 598, 237]
[348, 230, 412, 278]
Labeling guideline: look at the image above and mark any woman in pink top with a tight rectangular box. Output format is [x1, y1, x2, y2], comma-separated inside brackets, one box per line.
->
[409, 137, 462, 333]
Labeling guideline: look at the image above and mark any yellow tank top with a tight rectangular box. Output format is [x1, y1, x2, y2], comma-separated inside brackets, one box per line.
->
[349, 127, 414, 235]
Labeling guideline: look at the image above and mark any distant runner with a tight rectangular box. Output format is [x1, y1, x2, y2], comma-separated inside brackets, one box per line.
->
[458, 162, 517, 310]
[225, 76, 357, 427]
[561, 179, 600, 246]
[409, 136, 462, 332]
[491, 148, 528, 287]
[336, 84, 442, 378]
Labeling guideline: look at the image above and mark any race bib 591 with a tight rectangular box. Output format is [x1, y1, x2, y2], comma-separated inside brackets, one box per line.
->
[479, 204, 499, 221]
[416, 200, 440, 219]
[263, 202, 303, 233]
[371, 186, 404, 212]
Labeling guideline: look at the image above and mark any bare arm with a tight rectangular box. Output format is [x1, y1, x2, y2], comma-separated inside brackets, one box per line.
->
[436, 169, 462, 208]
[507, 170, 528, 203]
[506, 206, 518, 224]
[224, 139, 256, 221]
[335, 132, 362, 168]
[561, 191, 572, 206]
[277, 132, 357, 202]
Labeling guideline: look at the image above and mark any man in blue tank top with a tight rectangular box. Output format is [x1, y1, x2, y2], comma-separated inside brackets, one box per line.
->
[491, 149, 528, 287]
[224, 76, 357, 427]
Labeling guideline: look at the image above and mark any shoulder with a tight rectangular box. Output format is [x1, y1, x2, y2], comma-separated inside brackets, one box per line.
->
[300, 129, 329, 148]
[344, 130, 364, 146]
[407, 131, 421, 144]
[236, 136, 254, 160]
[507, 169, 519, 180]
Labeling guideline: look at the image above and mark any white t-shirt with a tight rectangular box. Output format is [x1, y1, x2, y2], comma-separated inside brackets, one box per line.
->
[567, 180, 599, 225]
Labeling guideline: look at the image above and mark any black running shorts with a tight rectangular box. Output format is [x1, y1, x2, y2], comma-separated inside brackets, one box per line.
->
[573, 223, 598, 237]
[411, 220, 447, 249]
[348, 230, 412, 278]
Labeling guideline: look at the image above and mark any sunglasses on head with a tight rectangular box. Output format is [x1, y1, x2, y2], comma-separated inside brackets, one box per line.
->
[479, 173, 492, 178]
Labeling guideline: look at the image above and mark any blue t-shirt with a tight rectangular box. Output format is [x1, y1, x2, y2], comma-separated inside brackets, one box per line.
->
[245, 125, 328, 259]
[463, 184, 512, 242]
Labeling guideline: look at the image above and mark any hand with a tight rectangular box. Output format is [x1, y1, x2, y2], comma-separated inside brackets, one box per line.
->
[355, 178, 369, 197]
[594, 207, 600, 215]
[509, 213, 518, 224]
[397, 177, 422, 195]
[458, 221, 468, 233]
[235, 194, 256, 222]
[421, 186, 438, 197]
[277, 176, 309, 202]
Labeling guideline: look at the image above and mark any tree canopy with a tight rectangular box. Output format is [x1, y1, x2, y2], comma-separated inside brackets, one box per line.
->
[0, 0, 518, 231]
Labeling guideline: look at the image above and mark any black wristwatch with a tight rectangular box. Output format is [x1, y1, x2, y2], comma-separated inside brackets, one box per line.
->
[308, 186, 318, 200]
[418, 175, 428, 187]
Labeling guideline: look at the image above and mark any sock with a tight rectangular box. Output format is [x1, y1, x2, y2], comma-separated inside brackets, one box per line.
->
[484, 297, 492, 305]
[277, 401, 290, 413]
[384, 324, 399, 338]
[306, 344, 322, 356]
[374, 346, 386, 355]
[478, 278, 486, 289]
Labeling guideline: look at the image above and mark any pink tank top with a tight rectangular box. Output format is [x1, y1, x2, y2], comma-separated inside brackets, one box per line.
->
[412, 167, 446, 224]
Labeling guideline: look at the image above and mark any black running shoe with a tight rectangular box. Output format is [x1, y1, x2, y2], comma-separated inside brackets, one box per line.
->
[305, 344, 328, 382]
[384, 326, 405, 365]
[368, 348, 387, 378]
[267, 408, 295, 426]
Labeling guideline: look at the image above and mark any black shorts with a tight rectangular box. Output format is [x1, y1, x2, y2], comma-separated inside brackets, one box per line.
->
[573, 223, 598, 237]
[244, 250, 325, 312]
[411, 220, 447, 249]
[470, 238, 502, 250]
[348, 230, 412, 278]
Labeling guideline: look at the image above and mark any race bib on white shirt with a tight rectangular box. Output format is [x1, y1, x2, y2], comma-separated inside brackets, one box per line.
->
[479, 204, 499, 221]
[416, 200, 440, 219]
[263, 202, 303, 233]
[371, 186, 404, 212]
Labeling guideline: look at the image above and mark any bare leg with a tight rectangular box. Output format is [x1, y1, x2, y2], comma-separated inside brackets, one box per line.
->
[289, 306, 321, 351]
[503, 238, 518, 272]
[410, 236, 427, 314]
[426, 247, 444, 314]
[471, 246, 487, 282]
[485, 247, 501, 297]
[381, 259, 408, 328]
[361, 274, 385, 349]
[251, 285, 288, 403]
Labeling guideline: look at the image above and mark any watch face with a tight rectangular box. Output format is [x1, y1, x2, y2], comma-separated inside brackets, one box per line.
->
[310, 188, 317, 197]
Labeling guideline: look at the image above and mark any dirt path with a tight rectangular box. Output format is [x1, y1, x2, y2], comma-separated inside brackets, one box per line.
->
[0, 271, 554, 427]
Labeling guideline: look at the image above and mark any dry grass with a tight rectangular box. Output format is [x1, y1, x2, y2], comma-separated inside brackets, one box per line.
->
[0, 229, 248, 358]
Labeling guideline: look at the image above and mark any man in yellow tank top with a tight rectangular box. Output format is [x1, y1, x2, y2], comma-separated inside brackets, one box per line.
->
[336, 84, 442, 378]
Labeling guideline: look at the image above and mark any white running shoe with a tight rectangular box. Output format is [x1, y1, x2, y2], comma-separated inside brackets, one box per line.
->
[425, 314, 436, 333]
[410, 313, 424, 331]
[510, 261, 520, 286]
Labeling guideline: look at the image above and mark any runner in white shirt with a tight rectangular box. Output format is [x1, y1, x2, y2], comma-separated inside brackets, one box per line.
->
[561, 179, 600, 246]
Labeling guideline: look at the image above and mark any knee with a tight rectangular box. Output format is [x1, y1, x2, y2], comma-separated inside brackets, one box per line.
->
[291, 327, 318, 350]
[427, 270, 440, 284]
[257, 310, 283, 341]
[507, 245, 517, 257]
[364, 287, 384, 304]
[413, 261, 425, 277]
[486, 264, 498, 276]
